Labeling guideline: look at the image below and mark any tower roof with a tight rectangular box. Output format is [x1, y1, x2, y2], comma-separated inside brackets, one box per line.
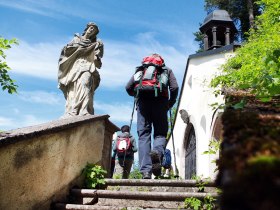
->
[199, 10, 237, 33]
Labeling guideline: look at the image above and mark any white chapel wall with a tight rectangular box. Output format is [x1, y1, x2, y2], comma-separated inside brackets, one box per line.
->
[168, 50, 234, 179]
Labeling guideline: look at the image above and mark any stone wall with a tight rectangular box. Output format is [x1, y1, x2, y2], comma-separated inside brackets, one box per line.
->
[0, 115, 119, 210]
[216, 91, 280, 210]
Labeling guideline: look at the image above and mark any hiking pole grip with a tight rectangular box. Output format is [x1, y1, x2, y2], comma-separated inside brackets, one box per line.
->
[169, 109, 179, 178]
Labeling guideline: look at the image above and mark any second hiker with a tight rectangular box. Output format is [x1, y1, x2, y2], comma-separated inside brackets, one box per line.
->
[112, 125, 137, 179]
[125, 53, 179, 179]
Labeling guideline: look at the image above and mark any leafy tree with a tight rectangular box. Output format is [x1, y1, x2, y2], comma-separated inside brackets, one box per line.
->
[0, 37, 18, 94]
[211, 0, 280, 101]
[167, 102, 177, 140]
[193, 30, 204, 53]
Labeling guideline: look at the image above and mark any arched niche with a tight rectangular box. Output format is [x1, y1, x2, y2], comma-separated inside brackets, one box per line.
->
[184, 124, 197, 179]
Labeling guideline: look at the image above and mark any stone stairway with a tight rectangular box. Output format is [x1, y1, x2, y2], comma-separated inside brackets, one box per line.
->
[54, 178, 218, 210]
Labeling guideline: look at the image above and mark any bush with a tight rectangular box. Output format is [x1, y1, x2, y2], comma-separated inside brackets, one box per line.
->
[83, 163, 107, 189]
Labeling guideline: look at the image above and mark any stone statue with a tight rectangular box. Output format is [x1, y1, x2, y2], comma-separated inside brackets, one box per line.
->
[58, 22, 103, 117]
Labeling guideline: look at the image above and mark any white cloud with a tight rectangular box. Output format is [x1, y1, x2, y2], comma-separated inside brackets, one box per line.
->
[18, 91, 63, 105]
[100, 34, 189, 88]
[0, 0, 66, 18]
[21, 114, 46, 126]
[6, 32, 193, 89]
[0, 116, 14, 127]
[0, 114, 45, 131]
[0, 99, 134, 131]
[6, 40, 61, 80]
[95, 100, 136, 123]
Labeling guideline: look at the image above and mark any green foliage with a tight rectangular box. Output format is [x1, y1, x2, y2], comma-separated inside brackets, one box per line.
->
[192, 175, 211, 192]
[0, 37, 18, 94]
[248, 155, 280, 169]
[167, 102, 177, 139]
[211, 0, 280, 100]
[129, 167, 142, 179]
[193, 30, 205, 53]
[203, 139, 221, 155]
[203, 139, 221, 173]
[232, 99, 246, 109]
[184, 197, 202, 210]
[83, 164, 107, 189]
[187, 175, 220, 209]
[113, 173, 122, 179]
[184, 195, 217, 210]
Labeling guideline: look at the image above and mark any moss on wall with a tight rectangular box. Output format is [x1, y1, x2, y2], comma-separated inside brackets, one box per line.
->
[216, 93, 280, 210]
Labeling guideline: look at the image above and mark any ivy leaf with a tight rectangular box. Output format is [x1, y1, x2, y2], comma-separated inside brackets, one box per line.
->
[233, 100, 246, 109]
[260, 97, 272, 102]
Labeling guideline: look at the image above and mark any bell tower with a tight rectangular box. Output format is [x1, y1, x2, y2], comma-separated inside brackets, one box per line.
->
[199, 10, 237, 51]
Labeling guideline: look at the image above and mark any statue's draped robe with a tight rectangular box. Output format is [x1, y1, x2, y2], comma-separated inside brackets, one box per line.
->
[58, 34, 103, 116]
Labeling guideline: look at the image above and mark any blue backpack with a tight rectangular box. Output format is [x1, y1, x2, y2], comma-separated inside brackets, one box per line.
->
[162, 149, 171, 169]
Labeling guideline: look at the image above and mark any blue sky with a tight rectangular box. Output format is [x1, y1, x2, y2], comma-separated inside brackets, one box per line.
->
[0, 0, 206, 135]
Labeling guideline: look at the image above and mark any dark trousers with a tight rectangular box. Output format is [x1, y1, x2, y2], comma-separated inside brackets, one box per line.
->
[137, 97, 168, 174]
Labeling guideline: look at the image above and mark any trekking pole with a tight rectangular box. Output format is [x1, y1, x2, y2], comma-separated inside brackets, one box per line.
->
[129, 98, 137, 135]
[169, 109, 179, 178]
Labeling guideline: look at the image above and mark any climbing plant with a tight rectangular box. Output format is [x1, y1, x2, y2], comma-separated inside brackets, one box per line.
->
[211, 0, 280, 101]
[82, 163, 107, 189]
[184, 195, 217, 210]
[0, 37, 18, 94]
[203, 139, 222, 173]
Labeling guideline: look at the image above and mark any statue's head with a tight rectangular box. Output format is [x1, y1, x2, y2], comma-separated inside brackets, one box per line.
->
[83, 22, 99, 40]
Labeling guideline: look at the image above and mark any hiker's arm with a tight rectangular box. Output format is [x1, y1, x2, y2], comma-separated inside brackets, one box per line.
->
[111, 140, 117, 159]
[112, 140, 117, 152]
[112, 151, 116, 159]
[125, 76, 135, 97]
[168, 70, 179, 108]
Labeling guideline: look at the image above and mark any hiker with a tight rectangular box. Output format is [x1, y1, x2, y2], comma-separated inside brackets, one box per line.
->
[58, 22, 103, 117]
[112, 125, 137, 179]
[125, 53, 178, 179]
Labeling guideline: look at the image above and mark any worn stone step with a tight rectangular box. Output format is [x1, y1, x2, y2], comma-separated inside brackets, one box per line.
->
[106, 185, 216, 193]
[55, 203, 124, 210]
[94, 198, 186, 209]
[104, 178, 215, 187]
[55, 203, 187, 210]
[71, 188, 218, 207]
[54, 179, 218, 209]
[104, 178, 217, 193]
[72, 189, 218, 201]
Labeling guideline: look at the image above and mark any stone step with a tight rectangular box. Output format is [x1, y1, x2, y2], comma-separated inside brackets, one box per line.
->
[104, 178, 215, 187]
[54, 179, 218, 209]
[55, 203, 185, 210]
[104, 178, 217, 193]
[71, 189, 218, 201]
[71, 189, 218, 208]
[94, 198, 186, 209]
[106, 185, 216, 193]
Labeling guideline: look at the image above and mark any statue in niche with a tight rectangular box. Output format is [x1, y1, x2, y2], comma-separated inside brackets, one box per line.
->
[58, 22, 103, 117]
